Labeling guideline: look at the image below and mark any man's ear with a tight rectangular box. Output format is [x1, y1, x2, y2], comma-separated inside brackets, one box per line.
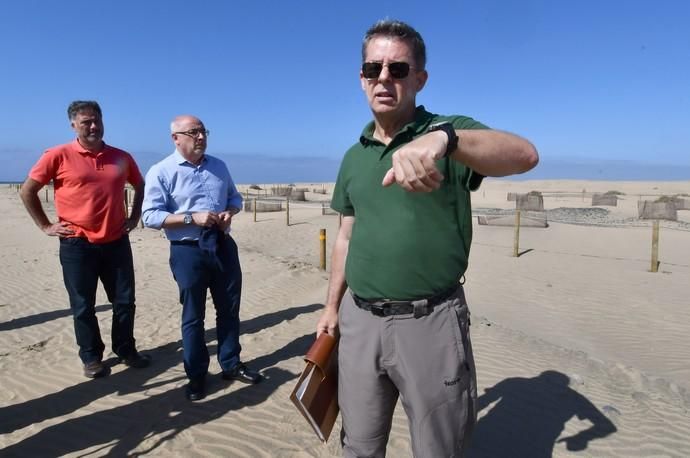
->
[415, 70, 428, 92]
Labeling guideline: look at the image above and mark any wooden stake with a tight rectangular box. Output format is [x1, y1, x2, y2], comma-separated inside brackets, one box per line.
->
[253, 198, 257, 222]
[651, 220, 660, 272]
[286, 197, 290, 226]
[513, 210, 521, 257]
[319, 229, 326, 270]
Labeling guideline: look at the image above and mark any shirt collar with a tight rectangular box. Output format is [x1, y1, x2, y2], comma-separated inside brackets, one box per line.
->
[359, 105, 435, 146]
[173, 149, 207, 166]
[72, 139, 107, 155]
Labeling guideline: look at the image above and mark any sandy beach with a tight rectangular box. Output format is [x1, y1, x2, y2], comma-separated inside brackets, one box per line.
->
[1, 179, 689, 457]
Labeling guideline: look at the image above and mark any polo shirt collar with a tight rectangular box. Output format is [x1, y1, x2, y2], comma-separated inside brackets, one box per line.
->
[72, 139, 107, 155]
[359, 105, 435, 147]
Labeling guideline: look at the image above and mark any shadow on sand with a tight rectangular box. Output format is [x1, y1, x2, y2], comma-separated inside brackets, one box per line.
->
[0, 304, 111, 332]
[0, 304, 320, 456]
[468, 370, 617, 457]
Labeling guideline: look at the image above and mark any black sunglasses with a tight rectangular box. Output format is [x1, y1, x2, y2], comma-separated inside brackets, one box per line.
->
[361, 61, 414, 80]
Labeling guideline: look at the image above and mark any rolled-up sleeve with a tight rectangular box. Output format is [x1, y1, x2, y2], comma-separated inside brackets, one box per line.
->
[142, 165, 171, 229]
[226, 174, 243, 211]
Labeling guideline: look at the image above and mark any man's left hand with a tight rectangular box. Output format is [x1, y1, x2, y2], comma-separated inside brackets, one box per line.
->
[381, 130, 447, 192]
[217, 211, 234, 232]
[124, 217, 139, 233]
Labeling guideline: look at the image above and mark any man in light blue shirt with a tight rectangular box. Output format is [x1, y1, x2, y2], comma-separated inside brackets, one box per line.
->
[142, 114, 261, 401]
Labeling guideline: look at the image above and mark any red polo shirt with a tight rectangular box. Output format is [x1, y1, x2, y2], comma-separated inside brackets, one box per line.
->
[29, 140, 144, 243]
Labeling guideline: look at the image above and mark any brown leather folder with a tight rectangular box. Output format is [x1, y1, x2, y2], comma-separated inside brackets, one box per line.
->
[289, 333, 339, 442]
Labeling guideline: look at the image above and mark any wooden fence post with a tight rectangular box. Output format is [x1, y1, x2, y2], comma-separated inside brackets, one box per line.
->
[513, 210, 521, 257]
[319, 229, 327, 270]
[651, 220, 660, 272]
[286, 197, 290, 226]
[253, 199, 257, 222]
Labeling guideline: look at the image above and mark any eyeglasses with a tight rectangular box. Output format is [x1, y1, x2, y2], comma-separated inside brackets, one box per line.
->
[174, 128, 210, 138]
[361, 61, 414, 80]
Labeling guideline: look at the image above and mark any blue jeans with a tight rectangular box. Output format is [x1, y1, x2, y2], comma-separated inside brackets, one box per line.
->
[59, 235, 137, 364]
[169, 235, 242, 381]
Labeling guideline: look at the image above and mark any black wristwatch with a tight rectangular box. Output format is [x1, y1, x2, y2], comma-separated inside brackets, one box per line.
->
[183, 213, 193, 225]
[427, 122, 459, 158]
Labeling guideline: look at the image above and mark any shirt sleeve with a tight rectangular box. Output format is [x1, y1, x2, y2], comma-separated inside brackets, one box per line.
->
[28, 149, 59, 184]
[331, 160, 354, 216]
[142, 165, 172, 229]
[225, 172, 243, 211]
[126, 153, 144, 187]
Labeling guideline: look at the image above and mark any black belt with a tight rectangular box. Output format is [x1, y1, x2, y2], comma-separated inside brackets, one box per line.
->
[352, 285, 459, 318]
[170, 240, 199, 246]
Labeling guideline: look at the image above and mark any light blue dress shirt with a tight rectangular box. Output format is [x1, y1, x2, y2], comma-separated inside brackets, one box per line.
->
[142, 150, 243, 241]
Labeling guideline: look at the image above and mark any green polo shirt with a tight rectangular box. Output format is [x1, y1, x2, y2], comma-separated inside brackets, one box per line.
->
[331, 106, 487, 300]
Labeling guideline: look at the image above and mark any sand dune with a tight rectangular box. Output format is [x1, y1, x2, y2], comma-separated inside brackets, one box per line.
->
[1, 179, 689, 457]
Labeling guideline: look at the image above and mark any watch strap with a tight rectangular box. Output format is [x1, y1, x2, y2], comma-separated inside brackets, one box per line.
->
[427, 122, 459, 158]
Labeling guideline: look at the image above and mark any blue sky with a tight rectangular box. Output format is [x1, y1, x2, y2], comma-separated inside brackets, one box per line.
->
[0, 0, 688, 182]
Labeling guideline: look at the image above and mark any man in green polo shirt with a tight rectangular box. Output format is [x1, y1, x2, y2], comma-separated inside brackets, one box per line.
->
[315, 19, 538, 457]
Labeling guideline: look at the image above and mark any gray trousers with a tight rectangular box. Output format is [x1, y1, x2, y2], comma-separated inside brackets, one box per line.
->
[338, 287, 477, 458]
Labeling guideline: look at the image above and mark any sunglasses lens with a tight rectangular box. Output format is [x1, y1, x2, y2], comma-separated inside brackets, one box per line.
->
[362, 62, 411, 79]
[388, 62, 410, 79]
[362, 62, 383, 79]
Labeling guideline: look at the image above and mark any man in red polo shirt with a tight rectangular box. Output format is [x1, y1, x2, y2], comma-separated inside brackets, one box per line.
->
[20, 100, 150, 378]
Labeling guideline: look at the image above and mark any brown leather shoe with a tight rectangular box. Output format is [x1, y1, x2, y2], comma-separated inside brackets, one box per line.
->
[83, 360, 110, 378]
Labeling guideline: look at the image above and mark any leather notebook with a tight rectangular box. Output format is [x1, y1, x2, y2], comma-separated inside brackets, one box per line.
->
[289, 333, 339, 442]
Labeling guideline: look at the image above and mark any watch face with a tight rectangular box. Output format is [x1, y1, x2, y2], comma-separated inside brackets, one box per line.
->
[184, 214, 192, 225]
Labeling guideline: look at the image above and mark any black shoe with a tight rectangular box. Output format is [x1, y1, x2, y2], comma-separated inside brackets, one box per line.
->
[185, 378, 206, 401]
[222, 363, 262, 385]
[83, 360, 110, 378]
[119, 351, 151, 369]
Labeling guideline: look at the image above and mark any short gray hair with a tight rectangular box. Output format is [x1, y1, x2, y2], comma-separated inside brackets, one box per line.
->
[67, 101, 102, 120]
[362, 19, 426, 70]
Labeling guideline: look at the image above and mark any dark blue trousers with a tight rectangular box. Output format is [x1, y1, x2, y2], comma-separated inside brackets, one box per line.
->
[169, 236, 242, 381]
[59, 235, 137, 364]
